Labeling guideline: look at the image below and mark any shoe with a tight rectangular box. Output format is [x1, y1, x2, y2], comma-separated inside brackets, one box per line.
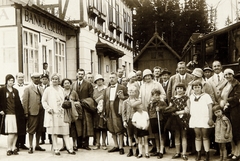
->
[82, 146, 91, 150]
[135, 148, 139, 157]
[150, 152, 159, 156]
[137, 154, 143, 158]
[73, 146, 78, 151]
[228, 154, 234, 159]
[182, 154, 188, 160]
[119, 148, 124, 155]
[13, 149, 19, 155]
[39, 141, 45, 145]
[20, 144, 29, 150]
[67, 149, 76, 155]
[93, 146, 100, 150]
[231, 155, 239, 160]
[195, 151, 201, 161]
[60, 146, 67, 151]
[28, 147, 33, 154]
[108, 147, 119, 152]
[35, 146, 45, 151]
[149, 147, 157, 153]
[54, 149, 60, 156]
[127, 149, 133, 157]
[205, 152, 209, 161]
[157, 153, 163, 159]
[145, 153, 150, 158]
[7, 150, 12, 156]
[102, 145, 107, 150]
[172, 153, 181, 159]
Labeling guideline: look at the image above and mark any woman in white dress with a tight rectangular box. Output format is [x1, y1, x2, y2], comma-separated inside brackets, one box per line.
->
[41, 73, 75, 155]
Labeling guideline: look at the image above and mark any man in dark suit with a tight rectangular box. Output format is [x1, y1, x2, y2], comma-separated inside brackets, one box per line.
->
[72, 68, 93, 150]
[117, 68, 124, 84]
[160, 68, 171, 101]
[103, 72, 128, 155]
[22, 73, 45, 154]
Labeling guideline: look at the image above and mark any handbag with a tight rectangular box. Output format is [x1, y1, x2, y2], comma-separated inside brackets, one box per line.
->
[62, 90, 72, 109]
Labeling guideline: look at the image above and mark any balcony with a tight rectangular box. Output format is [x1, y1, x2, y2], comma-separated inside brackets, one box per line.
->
[116, 26, 122, 34]
[98, 13, 106, 23]
[109, 21, 117, 31]
[88, 6, 99, 18]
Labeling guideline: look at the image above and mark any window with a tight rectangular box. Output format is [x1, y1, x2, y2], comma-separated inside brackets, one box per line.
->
[116, 4, 119, 27]
[123, 11, 127, 32]
[23, 29, 39, 82]
[0, 27, 18, 84]
[109, 0, 113, 23]
[54, 41, 66, 78]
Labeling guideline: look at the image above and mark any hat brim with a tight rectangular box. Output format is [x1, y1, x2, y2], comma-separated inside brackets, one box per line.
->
[94, 78, 104, 84]
[160, 71, 171, 76]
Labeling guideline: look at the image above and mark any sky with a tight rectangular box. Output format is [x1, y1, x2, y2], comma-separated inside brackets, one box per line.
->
[206, 0, 238, 29]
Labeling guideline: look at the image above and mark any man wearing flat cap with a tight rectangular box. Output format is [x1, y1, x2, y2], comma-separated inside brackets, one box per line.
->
[22, 73, 45, 154]
[203, 67, 213, 81]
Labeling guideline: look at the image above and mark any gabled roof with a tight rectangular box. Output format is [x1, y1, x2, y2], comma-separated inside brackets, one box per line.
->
[133, 32, 181, 62]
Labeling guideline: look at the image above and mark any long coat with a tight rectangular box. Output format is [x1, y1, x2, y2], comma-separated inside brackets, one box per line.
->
[0, 86, 26, 135]
[72, 79, 94, 137]
[223, 78, 240, 144]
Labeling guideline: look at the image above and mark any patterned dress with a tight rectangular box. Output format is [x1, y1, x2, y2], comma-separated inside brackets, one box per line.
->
[215, 115, 232, 143]
[165, 95, 189, 131]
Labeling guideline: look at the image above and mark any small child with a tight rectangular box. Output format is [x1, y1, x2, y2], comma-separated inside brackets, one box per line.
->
[122, 86, 141, 157]
[147, 88, 167, 159]
[132, 104, 150, 158]
[165, 83, 189, 160]
[213, 105, 232, 161]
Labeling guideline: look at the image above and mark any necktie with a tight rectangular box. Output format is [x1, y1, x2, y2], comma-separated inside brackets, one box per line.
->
[18, 84, 23, 87]
[37, 86, 42, 98]
[217, 75, 220, 83]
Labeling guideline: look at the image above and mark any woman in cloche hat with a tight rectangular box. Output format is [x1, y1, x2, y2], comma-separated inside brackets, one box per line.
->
[92, 74, 108, 150]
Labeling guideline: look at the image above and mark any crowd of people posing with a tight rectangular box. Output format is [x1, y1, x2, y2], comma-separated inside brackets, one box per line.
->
[0, 60, 240, 161]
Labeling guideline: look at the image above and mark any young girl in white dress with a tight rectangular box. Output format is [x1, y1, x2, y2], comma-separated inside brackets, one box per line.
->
[188, 80, 214, 161]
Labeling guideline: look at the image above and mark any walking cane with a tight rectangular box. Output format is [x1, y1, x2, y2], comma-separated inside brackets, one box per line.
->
[0, 114, 4, 135]
[157, 111, 162, 144]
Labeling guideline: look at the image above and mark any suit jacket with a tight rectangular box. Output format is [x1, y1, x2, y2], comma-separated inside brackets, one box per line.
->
[207, 73, 228, 104]
[103, 84, 128, 119]
[167, 73, 194, 102]
[72, 79, 93, 100]
[0, 86, 26, 135]
[22, 83, 44, 116]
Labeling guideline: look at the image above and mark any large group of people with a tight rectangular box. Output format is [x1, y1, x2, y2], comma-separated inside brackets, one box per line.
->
[0, 60, 240, 161]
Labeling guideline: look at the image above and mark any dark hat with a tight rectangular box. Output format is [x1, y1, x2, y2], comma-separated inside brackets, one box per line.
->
[5, 74, 15, 85]
[160, 68, 171, 76]
[203, 67, 213, 72]
[175, 83, 186, 91]
[41, 74, 49, 79]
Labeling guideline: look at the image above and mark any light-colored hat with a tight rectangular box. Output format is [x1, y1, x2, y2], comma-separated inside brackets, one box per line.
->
[192, 68, 203, 78]
[128, 71, 136, 79]
[143, 69, 153, 78]
[224, 68, 234, 76]
[94, 74, 104, 83]
[31, 72, 41, 78]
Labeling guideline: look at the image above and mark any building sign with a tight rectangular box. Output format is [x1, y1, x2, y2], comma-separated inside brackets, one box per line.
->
[22, 8, 66, 41]
[0, 7, 16, 26]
